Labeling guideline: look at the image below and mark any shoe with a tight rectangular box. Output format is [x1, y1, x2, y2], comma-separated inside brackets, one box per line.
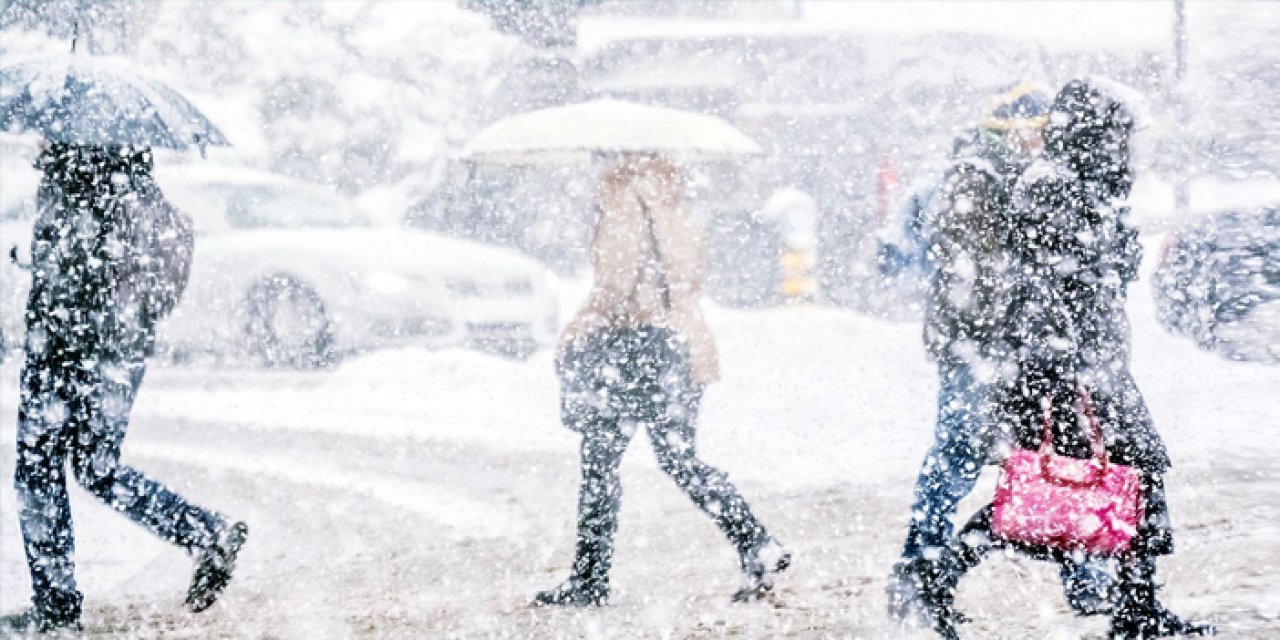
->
[1110, 556, 1215, 639]
[1064, 565, 1116, 617]
[1109, 604, 1216, 639]
[887, 558, 926, 623]
[187, 521, 249, 613]
[732, 539, 792, 602]
[530, 578, 608, 607]
[0, 607, 82, 634]
[886, 555, 962, 639]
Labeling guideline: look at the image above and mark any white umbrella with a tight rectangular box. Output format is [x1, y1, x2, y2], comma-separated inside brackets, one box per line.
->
[462, 99, 762, 164]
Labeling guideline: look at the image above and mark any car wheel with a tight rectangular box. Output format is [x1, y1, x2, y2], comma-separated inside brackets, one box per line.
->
[245, 275, 335, 369]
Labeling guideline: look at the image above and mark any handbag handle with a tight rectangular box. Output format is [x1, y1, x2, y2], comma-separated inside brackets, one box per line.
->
[637, 196, 673, 312]
[1038, 386, 1109, 486]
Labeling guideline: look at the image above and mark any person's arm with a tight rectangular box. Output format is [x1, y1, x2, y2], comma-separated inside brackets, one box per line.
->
[925, 169, 1000, 346]
[1113, 217, 1143, 285]
[555, 199, 645, 361]
[1015, 174, 1088, 369]
[652, 203, 703, 301]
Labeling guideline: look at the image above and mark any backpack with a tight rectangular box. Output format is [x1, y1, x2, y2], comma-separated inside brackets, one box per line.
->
[121, 184, 194, 323]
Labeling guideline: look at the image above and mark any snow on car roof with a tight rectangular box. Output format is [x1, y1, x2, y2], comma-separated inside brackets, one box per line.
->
[155, 163, 332, 194]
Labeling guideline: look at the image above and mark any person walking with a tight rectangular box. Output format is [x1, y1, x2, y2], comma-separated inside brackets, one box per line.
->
[887, 83, 1113, 628]
[2, 143, 248, 634]
[923, 79, 1215, 639]
[532, 155, 789, 607]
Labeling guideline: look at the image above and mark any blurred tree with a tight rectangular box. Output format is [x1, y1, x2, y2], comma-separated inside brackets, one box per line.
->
[458, 0, 602, 48]
[0, 0, 157, 54]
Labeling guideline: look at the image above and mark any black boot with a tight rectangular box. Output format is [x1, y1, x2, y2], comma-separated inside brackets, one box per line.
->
[886, 554, 963, 640]
[531, 578, 609, 607]
[1109, 557, 1215, 639]
[1, 589, 83, 635]
[0, 607, 82, 635]
[532, 507, 615, 608]
[889, 512, 990, 633]
[732, 538, 792, 602]
[187, 521, 249, 613]
[1061, 557, 1116, 616]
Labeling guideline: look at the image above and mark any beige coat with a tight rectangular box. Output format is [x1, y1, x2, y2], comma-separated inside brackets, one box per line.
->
[557, 157, 721, 386]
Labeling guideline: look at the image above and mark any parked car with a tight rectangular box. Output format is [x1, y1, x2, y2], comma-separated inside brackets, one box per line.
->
[1154, 197, 1280, 363]
[0, 164, 560, 367]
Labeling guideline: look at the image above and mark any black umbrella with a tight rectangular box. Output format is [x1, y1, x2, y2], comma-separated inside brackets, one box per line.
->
[0, 54, 229, 151]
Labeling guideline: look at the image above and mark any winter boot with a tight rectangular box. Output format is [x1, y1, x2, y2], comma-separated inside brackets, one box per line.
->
[1061, 558, 1116, 616]
[531, 578, 610, 607]
[886, 554, 963, 639]
[890, 522, 989, 631]
[187, 521, 249, 613]
[532, 511, 615, 608]
[1109, 557, 1215, 639]
[732, 538, 792, 602]
[0, 607, 82, 635]
[887, 557, 928, 623]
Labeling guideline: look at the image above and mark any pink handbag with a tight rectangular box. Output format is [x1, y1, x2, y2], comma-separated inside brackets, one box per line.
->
[991, 389, 1145, 555]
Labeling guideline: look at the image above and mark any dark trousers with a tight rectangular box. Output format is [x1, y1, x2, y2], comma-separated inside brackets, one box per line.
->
[15, 353, 226, 619]
[560, 327, 769, 588]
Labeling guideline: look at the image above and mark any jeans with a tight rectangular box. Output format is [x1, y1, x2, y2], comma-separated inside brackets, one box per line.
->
[560, 327, 769, 588]
[902, 362, 990, 557]
[15, 352, 226, 619]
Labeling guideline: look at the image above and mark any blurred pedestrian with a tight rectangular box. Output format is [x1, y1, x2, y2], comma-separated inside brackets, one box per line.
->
[931, 79, 1216, 639]
[533, 154, 789, 607]
[887, 83, 1114, 632]
[2, 143, 248, 634]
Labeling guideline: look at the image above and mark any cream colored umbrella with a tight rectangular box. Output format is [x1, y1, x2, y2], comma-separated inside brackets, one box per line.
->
[462, 99, 762, 164]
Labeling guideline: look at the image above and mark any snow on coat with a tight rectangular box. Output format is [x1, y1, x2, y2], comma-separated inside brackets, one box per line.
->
[1001, 78, 1169, 473]
[25, 144, 193, 363]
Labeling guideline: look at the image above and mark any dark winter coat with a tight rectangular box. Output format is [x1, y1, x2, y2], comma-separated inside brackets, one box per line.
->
[922, 128, 1026, 364]
[1000, 79, 1169, 474]
[25, 144, 193, 363]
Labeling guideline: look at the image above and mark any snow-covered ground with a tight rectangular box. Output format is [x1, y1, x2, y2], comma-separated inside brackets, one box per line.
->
[1, 236, 1278, 638]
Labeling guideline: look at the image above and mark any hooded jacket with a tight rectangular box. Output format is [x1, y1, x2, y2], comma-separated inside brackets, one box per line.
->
[1003, 79, 1168, 472]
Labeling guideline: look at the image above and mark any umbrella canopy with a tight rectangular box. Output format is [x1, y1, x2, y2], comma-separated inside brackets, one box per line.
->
[462, 99, 762, 164]
[0, 55, 229, 150]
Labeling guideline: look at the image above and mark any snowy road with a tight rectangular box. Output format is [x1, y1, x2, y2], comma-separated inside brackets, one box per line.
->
[2, 254, 1279, 639]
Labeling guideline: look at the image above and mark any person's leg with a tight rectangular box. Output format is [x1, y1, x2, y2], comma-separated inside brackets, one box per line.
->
[534, 408, 633, 606]
[645, 387, 770, 556]
[1059, 555, 1117, 616]
[69, 358, 248, 613]
[889, 363, 989, 627]
[901, 362, 989, 558]
[571, 418, 632, 595]
[643, 379, 789, 602]
[1110, 552, 1215, 638]
[9, 358, 84, 629]
[70, 360, 226, 551]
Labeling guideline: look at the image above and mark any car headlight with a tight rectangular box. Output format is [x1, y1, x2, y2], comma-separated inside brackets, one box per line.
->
[366, 269, 412, 296]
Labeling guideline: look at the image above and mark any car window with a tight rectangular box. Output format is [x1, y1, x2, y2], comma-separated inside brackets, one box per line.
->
[192, 184, 367, 230]
[222, 185, 366, 229]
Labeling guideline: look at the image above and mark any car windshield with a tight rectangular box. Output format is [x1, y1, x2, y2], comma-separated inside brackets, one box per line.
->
[204, 183, 367, 230]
